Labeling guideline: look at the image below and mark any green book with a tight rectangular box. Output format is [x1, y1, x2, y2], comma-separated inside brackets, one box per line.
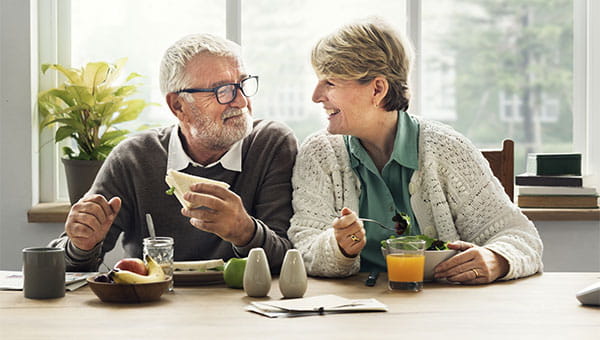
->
[526, 153, 581, 176]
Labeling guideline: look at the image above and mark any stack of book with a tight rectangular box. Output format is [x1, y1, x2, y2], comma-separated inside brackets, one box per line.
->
[517, 153, 599, 209]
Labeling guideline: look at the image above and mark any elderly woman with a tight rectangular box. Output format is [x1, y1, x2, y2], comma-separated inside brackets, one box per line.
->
[288, 18, 543, 284]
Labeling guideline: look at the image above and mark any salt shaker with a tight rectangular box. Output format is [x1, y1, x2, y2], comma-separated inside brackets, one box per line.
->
[243, 248, 271, 297]
[278, 249, 307, 298]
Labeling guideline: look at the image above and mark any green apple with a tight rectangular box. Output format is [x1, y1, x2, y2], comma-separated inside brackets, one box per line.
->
[223, 257, 247, 289]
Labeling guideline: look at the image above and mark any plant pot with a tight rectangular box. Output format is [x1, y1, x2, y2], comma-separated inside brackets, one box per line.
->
[62, 158, 104, 204]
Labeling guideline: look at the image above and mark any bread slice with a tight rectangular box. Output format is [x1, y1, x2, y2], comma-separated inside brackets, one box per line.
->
[165, 169, 230, 209]
[173, 259, 225, 272]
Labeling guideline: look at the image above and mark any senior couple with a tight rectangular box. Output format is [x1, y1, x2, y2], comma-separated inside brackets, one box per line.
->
[50, 18, 543, 285]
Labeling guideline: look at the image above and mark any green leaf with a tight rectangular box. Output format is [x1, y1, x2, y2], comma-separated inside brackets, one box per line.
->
[42, 63, 82, 84]
[82, 62, 110, 89]
[39, 88, 76, 107]
[125, 72, 142, 82]
[66, 86, 95, 106]
[62, 146, 75, 159]
[110, 99, 147, 124]
[95, 101, 120, 121]
[48, 118, 86, 132]
[380, 234, 448, 251]
[114, 85, 137, 97]
[99, 129, 129, 144]
[55, 126, 77, 142]
[95, 87, 117, 102]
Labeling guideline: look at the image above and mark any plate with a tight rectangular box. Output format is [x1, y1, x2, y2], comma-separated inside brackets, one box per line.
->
[173, 270, 224, 286]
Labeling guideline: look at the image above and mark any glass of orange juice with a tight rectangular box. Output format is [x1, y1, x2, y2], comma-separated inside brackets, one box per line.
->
[385, 238, 426, 291]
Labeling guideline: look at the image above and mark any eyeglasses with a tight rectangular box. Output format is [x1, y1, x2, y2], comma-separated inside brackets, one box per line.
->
[176, 75, 259, 105]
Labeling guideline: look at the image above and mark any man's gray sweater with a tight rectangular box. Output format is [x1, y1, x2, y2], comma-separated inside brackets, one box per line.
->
[50, 120, 297, 272]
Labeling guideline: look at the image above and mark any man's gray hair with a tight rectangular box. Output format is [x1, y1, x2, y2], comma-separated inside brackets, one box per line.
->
[159, 33, 242, 96]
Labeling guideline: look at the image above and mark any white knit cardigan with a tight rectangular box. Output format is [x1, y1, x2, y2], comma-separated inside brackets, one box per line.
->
[288, 117, 543, 279]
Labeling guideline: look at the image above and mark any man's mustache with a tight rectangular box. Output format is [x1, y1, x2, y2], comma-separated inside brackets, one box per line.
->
[222, 107, 249, 120]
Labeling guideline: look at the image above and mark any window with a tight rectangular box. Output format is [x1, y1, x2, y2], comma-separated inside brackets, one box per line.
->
[421, 0, 574, 173]
[40, 0, 225, 201]
[71, 0, 225, 126]
[242, 0, 407, 142]
[38, 0, 597, 202]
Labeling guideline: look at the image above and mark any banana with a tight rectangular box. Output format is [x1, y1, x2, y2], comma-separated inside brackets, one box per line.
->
[109, 255, 167, 284]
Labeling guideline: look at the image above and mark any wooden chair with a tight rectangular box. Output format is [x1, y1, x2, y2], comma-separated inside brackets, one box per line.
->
[481, 139, 514, 202]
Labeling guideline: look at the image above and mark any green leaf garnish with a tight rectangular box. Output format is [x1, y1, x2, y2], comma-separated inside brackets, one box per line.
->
[165, 186, 176, 195]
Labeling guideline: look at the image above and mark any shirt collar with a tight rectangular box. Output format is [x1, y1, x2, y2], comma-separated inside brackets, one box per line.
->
[167, 124, 243, 172]
[346, 111, 419, 170]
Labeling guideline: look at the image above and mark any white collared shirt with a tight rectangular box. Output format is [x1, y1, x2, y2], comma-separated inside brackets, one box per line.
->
[166, 124, 243, 173]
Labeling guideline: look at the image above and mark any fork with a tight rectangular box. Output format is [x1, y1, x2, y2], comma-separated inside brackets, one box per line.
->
[330, 214, 396, 232]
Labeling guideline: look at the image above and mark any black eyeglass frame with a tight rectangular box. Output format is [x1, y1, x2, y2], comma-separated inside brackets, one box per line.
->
[175, 75, 259, 105]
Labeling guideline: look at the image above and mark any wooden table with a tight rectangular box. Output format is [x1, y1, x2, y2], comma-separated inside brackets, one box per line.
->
[1, 272, 598, 339]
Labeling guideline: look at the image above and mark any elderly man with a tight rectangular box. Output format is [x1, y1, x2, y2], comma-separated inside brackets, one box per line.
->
[50, 33, 298, 272]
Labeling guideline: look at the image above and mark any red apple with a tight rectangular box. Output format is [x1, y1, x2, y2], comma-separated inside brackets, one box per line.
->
[114, 258, 148, 275]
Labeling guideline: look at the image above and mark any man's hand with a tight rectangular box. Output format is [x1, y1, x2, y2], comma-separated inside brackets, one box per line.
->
[433, 241, 509, 284]
[182, 183, 255, 247]
[65, 194, 122, 251]
[332, 207, 366, 258]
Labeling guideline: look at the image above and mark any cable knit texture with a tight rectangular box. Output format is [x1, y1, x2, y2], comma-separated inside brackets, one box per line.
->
[289, 117, 543, 279]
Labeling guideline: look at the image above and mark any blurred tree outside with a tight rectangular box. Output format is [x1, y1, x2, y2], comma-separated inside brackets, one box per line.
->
[423, 0, 573, 173]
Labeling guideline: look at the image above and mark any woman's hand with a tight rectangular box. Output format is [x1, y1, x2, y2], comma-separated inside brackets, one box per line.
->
[333, 207, 367, 258]
[433, 241, 509, 284]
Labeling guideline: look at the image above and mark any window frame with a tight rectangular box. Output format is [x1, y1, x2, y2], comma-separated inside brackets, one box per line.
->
[36, 0, 600, 202]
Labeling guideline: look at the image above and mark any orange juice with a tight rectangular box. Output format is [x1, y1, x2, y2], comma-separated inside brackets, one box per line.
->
[386, 254, 425, 282]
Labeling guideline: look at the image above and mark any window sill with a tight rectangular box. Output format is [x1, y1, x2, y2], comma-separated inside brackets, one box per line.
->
[27, 202, 600, 223]
[27, 202, 70, 223]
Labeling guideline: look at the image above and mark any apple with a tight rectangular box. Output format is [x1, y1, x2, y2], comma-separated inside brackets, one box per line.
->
[114, 258, 148, 275]
[223, 257, 247, 289]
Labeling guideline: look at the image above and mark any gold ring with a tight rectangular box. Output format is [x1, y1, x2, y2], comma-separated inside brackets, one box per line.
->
[350, 234, 360, 242]
[471, 268, 479, 278]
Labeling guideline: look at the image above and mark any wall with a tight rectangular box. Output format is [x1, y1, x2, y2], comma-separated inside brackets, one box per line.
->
[0, 0, 122, 270]
[0, 0, 598, 272]
[536, 221, 600, 272]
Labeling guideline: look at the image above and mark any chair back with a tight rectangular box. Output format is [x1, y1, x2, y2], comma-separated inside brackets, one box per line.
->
[481, 139, 514, 202]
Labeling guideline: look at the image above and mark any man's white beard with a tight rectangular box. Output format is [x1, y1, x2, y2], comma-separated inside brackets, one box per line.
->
[189, 106, 253, 151]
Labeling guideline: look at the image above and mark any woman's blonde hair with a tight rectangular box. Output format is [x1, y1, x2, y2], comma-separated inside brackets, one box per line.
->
[311, 17, 414, 112]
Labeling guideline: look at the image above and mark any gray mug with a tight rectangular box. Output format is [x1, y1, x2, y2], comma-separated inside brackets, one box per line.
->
[22, 247, 65, 299]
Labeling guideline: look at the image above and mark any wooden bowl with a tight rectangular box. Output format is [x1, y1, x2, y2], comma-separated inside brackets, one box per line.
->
[87, 274, 170, 303]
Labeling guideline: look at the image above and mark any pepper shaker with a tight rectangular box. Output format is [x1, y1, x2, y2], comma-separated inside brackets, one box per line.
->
[278, 249, 307, 298]
[243, 248, 271, 297]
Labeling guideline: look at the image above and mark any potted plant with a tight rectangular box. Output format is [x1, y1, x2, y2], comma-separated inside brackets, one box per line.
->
[38, 58, 153, 204]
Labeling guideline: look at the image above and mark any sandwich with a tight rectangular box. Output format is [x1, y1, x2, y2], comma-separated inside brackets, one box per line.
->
[173, 259, 225, 272]
[164, 169, 230, 209]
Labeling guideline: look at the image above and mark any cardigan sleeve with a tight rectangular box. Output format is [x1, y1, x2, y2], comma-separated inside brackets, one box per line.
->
[412, 120, 543, 280]
[288, 132, 360, 277]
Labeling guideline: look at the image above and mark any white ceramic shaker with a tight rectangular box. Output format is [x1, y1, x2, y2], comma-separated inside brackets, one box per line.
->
[243, 248, 272, 297]
[278, 249, 307, 298]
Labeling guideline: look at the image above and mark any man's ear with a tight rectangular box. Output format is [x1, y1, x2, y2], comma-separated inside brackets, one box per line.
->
[166, 92, 184, 118]
[372, 77, 389, 108]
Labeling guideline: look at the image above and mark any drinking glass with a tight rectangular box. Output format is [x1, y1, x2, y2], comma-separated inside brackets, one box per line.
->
[143, 237, 174, 291]
[385, 238, 426, 291]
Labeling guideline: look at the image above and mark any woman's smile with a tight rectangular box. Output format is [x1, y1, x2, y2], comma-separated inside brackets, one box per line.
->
[326, 108, 341, 118]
